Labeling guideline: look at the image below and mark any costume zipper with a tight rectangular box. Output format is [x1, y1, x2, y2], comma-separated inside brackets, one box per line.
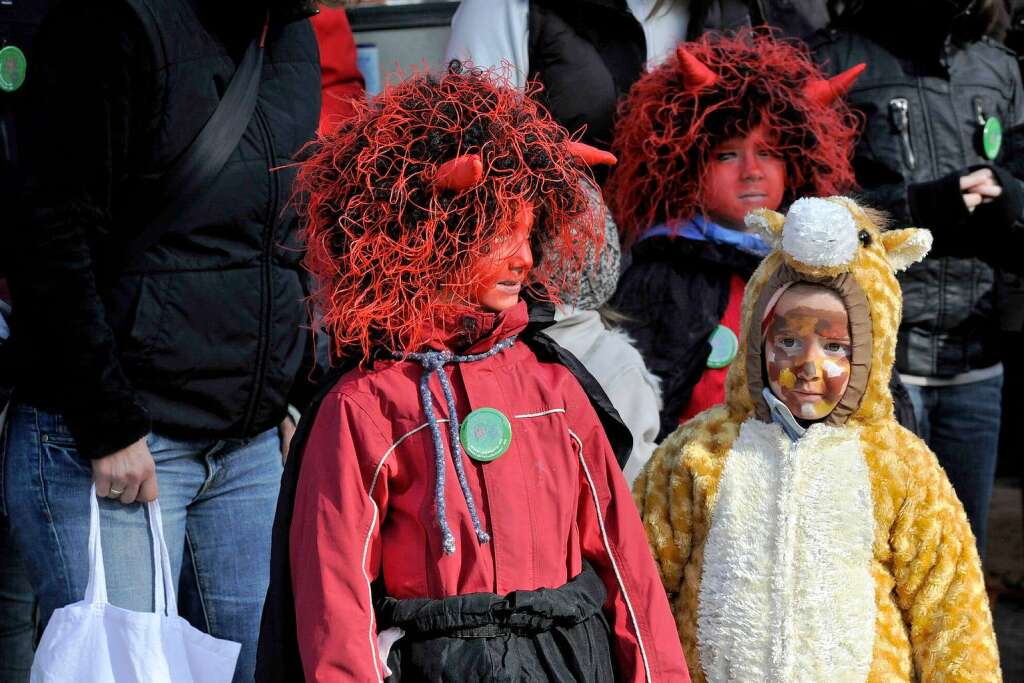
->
[888, 97, 917, 171]
[241, 105, 278, 434]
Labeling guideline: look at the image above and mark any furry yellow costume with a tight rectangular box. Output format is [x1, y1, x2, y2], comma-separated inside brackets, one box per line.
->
[633, 197, 1001, 681]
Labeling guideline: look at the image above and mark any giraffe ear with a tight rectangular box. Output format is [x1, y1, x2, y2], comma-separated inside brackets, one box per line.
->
[745, 208, 785, 249]
[880, 228, 932, 272]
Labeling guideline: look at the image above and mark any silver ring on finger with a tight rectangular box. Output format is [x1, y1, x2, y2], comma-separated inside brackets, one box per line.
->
[108, 486, 124, 497]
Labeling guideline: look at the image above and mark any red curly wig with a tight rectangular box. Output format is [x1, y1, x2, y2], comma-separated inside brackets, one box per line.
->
[297, 62, 600, 361]
[606, 30, 861, 245]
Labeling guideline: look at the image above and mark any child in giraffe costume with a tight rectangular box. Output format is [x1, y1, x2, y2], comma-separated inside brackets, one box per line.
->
[633, 196, 1000, 681]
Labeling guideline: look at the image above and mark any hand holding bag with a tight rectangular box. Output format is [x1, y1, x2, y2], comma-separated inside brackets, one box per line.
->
[29, 487, 241, 682]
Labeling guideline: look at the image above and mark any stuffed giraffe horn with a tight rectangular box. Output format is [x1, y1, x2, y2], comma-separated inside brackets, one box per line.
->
[804, 63, 867, 106]
[676, 45, 718, 91]
[434, 153, 484, 193]
[567, 141, 617, 166]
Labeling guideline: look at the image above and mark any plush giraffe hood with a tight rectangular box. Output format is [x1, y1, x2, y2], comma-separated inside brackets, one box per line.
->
[727, 196, 932, 427]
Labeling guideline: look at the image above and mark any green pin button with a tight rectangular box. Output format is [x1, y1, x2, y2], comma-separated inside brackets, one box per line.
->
[706, 324, 738, 369]
[983, 116, 1002, 160]
[460, 407, 512, 462]
[0, 45, 27, 93]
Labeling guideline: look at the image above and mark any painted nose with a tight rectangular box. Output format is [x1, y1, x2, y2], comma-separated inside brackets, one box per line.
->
[508, 238, 534, 274]
[796, 347, 824, 379]
[781, 197, 859, 268]
[741, 154, 766, 180]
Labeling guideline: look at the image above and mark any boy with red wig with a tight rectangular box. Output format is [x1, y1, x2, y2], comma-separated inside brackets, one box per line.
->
[607, 31, 864, 440]
[254, 63, 688, 683]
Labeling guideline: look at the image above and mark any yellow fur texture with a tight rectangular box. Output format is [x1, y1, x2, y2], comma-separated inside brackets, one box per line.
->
[633, 198, 1001, 681]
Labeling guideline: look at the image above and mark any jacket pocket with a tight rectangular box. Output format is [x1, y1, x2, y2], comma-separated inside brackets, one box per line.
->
[106, 273, 160, 377]
[126, 268, 264, 389]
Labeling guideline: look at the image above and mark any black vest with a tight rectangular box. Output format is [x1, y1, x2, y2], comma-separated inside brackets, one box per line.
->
[107, 0, 319, 438]
[527, 0, 646, 149]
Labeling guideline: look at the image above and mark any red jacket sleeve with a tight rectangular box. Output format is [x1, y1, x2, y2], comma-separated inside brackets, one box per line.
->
[310, 8, 365, 134]
[290, 391, 390, 682]
[569, 384, 691, 683]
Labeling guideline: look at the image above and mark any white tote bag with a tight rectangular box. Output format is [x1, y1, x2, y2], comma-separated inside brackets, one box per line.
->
[30, 486, 242, 682]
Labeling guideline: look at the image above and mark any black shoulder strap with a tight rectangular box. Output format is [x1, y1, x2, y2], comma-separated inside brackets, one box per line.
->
[121, 19, 268, 267]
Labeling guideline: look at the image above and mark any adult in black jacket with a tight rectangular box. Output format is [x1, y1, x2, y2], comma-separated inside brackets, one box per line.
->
[814, 0, 1024, 557]
[0, 3, 49, 679]
[446, 0, 832, 153]
[1, 1, 319, 680]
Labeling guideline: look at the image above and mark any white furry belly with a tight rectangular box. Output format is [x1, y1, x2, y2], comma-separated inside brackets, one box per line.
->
[697, 419, 876, 682]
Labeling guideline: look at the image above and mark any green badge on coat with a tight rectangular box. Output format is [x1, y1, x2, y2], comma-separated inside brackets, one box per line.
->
[982, 116, 1002, 160]
[0, 45, 27, 93]
[460, 408, 512, 462]
[706, 324, 738, 369]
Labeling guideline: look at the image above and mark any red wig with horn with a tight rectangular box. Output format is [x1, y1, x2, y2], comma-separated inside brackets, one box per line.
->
[607, 29, 863, 245]
[297, 62, 604, 361]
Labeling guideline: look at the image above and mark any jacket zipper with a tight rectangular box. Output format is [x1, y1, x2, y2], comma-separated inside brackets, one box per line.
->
[888, 97, 917, 171]
[241, 105, 278, 434]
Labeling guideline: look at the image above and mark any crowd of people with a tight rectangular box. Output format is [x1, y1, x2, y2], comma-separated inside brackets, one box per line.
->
[1, 0, 1022, 681]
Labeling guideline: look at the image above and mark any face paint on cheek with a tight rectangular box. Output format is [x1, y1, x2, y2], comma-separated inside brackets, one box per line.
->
[822, 359, 844, 378]
[779, 367, 796, 389]
[800, 401, 833, 420]
[822, 362, 851, 402]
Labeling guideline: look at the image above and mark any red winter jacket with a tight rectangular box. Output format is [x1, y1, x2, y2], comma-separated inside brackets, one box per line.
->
[290, 302, 688, 682]
[310, 7, 364, 133]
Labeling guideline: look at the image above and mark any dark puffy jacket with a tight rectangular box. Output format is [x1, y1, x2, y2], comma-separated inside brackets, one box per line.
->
[815, 30, 1024, 378]
[7, 0, 320, 458]
[527, 0, 825, 150]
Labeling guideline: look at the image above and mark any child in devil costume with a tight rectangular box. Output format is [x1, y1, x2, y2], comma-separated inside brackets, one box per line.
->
[254, 64, 688, 682]
[607, 31, 863, 440]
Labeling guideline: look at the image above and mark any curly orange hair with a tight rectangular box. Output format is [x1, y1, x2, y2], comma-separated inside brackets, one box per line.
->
[606, 30, 860, 245]
[297, 63, 600, 361]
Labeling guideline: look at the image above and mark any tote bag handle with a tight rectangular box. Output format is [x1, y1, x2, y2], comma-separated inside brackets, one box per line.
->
[83, 485, 178, 617]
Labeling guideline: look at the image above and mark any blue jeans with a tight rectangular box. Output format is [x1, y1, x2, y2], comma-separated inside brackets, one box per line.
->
[1, 404, 283, 683]
[904, 374, 1003, 559]
[0, 510, 36, 683]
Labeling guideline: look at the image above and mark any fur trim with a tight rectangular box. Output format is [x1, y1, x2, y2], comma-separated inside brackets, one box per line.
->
[697, 419, 876, 682]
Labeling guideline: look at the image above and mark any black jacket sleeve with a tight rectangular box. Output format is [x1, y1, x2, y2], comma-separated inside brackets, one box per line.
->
[9, 5, 158, 458]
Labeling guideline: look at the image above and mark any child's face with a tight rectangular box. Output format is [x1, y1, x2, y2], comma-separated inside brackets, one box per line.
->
[704, 126, 786, 230]
[471, 204, 535, 313]
[765, 286, 852, 421]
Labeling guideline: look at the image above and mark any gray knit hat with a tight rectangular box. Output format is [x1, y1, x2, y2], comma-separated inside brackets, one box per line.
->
[543, 181, 622, 311]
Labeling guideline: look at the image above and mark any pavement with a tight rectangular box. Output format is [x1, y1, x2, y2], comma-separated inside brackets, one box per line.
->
[988, 477, 1023, 678]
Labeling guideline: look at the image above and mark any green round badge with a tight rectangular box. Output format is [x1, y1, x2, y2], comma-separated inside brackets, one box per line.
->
[0, 45, 27, 93]
[983, 116, 1002, 160]
[706, 324, 739, 369]
[460, 408, 513, 462]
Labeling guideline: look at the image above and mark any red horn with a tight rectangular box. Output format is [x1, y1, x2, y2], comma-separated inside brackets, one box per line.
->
[434, 154, 484, 193]
[676, 45, 718, 91]
[804, 62, 866, 106]
[567, 141, 617, 167]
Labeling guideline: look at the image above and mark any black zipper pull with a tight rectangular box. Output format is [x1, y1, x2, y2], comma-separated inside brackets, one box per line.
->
[889, 97, 917, 170]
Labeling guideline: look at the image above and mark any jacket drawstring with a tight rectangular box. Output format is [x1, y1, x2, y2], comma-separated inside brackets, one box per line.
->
[401, 336, 516, 555]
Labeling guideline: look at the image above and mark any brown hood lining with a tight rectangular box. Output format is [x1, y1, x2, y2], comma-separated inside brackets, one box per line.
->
[746, 264, 873, 426]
